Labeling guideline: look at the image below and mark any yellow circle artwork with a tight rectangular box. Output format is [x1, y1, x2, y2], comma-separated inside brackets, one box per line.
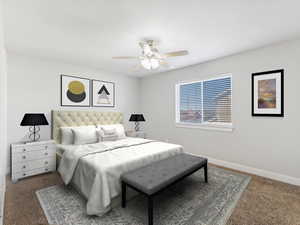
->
[68, 81, 85, 94]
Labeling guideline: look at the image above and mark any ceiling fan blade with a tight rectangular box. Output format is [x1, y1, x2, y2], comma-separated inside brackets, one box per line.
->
[164, 50, 189, 57]
[159, 60, 169, 68]
[112, 56, 137, 59]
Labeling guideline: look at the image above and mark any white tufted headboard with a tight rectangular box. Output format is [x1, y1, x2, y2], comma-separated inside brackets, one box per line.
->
[51, 110, 123, 143]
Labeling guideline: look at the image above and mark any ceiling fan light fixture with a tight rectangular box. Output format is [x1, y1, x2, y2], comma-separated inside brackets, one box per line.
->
[140, 57, 159, 70]
[112, 39, 189, 71]
[150, 58, 159, 69]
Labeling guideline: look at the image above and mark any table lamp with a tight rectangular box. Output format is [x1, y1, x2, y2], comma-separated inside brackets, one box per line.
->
[129, 114, 145, 132]
[20, 113, 49, 142]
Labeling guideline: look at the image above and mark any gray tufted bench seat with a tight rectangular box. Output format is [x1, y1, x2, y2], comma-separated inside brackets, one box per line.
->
[121, 153, 208, 225]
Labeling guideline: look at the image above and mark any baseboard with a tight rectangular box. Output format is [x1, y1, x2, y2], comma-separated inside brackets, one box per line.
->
[191, 153, 300, 186]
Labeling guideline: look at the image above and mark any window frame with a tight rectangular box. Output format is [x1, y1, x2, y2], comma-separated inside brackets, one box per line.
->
[175, 74, 233, 132]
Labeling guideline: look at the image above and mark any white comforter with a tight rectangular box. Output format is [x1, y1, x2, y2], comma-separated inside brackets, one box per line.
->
[58, 137, 183, 216]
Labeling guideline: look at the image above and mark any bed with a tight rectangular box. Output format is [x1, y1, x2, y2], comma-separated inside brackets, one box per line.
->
[52, 110, 183, 216]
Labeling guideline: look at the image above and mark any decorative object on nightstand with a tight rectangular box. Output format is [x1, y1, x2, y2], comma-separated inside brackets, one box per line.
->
[129, 114, 145, 131]
[11, 140, 56, 183]
[20, 113, 49, 142]
[126, 130, 146, 139]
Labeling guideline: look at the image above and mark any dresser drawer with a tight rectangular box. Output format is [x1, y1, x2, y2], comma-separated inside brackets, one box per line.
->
[13, 144, 55, 153]
[12, 149, 56, 163]
[12, 157, 55, 173]
[13, 165, 56, 181]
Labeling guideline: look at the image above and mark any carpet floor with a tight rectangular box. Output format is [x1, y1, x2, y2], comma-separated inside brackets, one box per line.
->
[4, 164, 300, 225]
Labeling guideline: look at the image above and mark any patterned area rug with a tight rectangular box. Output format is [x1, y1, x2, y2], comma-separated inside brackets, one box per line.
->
[36, 166, 250, 225]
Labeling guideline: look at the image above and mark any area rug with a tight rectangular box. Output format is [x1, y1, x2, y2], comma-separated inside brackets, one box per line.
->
[36, 166, 250, 225]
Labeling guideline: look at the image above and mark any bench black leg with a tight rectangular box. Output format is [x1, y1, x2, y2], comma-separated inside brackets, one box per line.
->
[122, 182, 126, 208]
[204, 163, 208, 183]
[148, 195, 153, 225]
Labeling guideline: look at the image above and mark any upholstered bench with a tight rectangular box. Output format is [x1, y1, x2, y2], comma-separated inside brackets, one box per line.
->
[121, 153, 208, 225]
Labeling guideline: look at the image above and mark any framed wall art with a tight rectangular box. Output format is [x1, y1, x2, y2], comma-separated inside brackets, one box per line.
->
[61, 75, 90, 107]
[92, 79, 115, 107]
[252, 69, 284, 117]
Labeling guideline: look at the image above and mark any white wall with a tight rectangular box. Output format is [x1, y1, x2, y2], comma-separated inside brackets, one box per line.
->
[0, 0, 7, 223]
[6, 53, 140, 171]
[141, 39, 300, 184]
[5, 38, 300, 185]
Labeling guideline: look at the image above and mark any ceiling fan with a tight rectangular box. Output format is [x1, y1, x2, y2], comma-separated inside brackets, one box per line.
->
[112, 40, 189, 70]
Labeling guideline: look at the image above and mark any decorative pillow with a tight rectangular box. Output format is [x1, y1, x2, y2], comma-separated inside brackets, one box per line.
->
[97, 127, 118, 142]
[71, 126, 98, 145]
[60, 127, 75, 144]
[97, 124, 126, 139]
[102, 127, 117, 135]
[101, 134, 119, 142]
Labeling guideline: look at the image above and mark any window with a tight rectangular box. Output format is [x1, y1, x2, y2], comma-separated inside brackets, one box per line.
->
[175, 75, 232, 130]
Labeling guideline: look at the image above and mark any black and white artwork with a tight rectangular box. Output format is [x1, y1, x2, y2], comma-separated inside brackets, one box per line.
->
[61, 75, 90, 107]
[92, 80, 115, 107]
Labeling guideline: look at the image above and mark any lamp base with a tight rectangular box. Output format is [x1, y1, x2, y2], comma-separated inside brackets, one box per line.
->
[134, 122, 140, 132]
[28, 126, 40, 142]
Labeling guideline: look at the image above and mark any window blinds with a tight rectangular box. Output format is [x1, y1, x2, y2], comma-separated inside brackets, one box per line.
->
[179, 82, 202, 123]
[178, 76, 232, 125]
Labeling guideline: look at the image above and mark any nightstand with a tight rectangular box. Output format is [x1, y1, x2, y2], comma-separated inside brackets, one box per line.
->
[126, 130, 146, 139]
[11, 140, 56, 183]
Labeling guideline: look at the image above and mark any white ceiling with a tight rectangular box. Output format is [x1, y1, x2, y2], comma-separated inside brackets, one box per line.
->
[4, 0, 300, 77]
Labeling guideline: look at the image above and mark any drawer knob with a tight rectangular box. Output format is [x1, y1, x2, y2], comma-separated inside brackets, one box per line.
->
[23, 173, 26, 176]
[22, 165, 26, 169]
[23, 149, 26, 152]
[45, 168, 48, 172]
[45, 152, 48, 156]
[45, 161, 48, 165]
[45, 146, 48, 149]
[22, 156, 26, 159]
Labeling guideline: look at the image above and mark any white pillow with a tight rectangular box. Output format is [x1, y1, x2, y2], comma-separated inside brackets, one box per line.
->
[60, 127, 75, 144]
[72, 126, 98, 145]
[97, 124, 126, 139]
[60, 125, 97, 144]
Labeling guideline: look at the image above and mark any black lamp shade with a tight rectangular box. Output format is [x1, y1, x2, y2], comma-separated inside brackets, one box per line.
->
[129, 114, 145, 122]
[20, 113, 49, 126]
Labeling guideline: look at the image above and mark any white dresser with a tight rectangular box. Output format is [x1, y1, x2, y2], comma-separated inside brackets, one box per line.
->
[11, 140, 56, 183]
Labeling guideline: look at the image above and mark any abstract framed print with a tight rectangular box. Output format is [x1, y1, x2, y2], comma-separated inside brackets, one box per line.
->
[61, 75, 90, 107]
[252, 69, 284, 117]
[92, 79, 115, 107]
